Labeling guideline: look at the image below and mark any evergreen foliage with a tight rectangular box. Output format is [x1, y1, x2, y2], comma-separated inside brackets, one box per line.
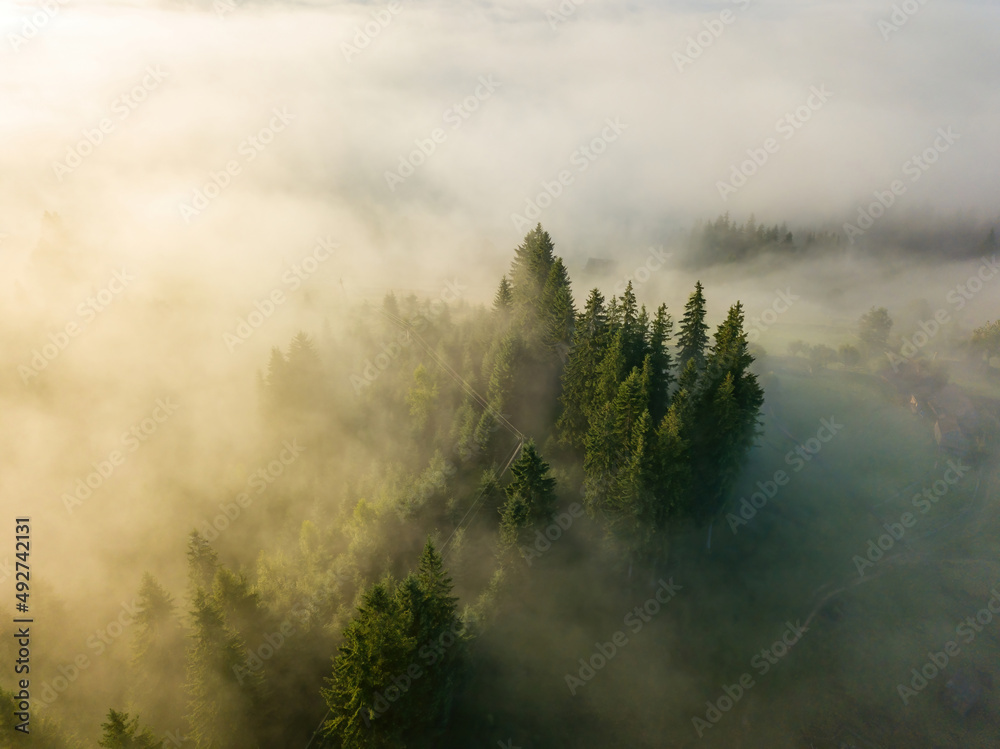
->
[78, 224, 765, 749]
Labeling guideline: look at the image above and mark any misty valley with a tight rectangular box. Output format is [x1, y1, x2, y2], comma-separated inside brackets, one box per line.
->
[2, 1, 1000, 747]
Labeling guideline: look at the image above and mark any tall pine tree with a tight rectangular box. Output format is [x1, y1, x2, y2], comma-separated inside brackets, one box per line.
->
[647, 303, 675, 425]
[323, 545, 465, 749]
[185, 588, 262, 749]
[399, 540, 465, 737]
[689, 302, 764, 518]
[557, 289, 608, 449]
[474, 331, 522, 454]
[498, 441, 557, 549]
[618, 282, 646, 372]
[651, 400, 693, 525]
[131, 574, 186, 733]
[541, 258, 576, 355]
[322, 579, 416, 749]
[509, 224, 556, 330]
[493, 276, 513, 317]
[583, 361, 662, 562]
[677, 281, 709, 373]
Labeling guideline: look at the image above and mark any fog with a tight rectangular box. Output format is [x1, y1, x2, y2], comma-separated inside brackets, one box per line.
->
[1, 0, 999, 747]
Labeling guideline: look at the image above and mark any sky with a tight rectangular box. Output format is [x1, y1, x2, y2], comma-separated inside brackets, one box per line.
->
[1, 0, 998, 297]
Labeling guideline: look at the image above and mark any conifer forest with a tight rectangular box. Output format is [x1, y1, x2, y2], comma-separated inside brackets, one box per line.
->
[2, 2, 1000, 748]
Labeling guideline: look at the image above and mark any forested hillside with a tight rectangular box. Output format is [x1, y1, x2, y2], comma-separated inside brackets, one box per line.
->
[2, 225, 764, 748]
[6, 2, 1000, 746]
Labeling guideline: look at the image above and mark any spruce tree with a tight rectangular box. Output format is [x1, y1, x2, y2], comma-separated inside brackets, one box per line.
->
[186, 531, 218, 593]
[584, 363, 651, 526]
[648, 304, 675, 424]
[132, 573, 176, 669]
[323, 549, 465, 749]
[677, 281, 709, 372]
[583, 401, 617, 516]
[595, 329, 626, 407]
[498, 491, 531, 549]
[691, 303, 764, 518]
[541, 258, 576, 354]
[263, 346, 289, 411]
[98, 710, 163, 749]
[498, 441, 557, 548]
[618, 282, 645, 371]
[609, 409, 656, 560]
[493, 276, 513, 315]
[674, 357, 700, 400]
[400, 541, 464, 736]
[452, 398, 478, 461]
[612, 358, 651, 456]
[474, 331, 521, 453]
[509, 224, 555, 325]
[635, 304, 651, 365]
[652, 401, 693, 525]
[414, 539, 459, 635]
[284, 331, 325, 410]
[583, 361, 665, 561]
[557, 289, 607, 449]
[704, 373, 745, 504]
[211, 567, 266, 644]
[185, 588, 261, 749]
[322, 580, 415, 749]
[131, 574, 186, 732]
[407, 364, 439, 435]
[605, 295, 622, 336]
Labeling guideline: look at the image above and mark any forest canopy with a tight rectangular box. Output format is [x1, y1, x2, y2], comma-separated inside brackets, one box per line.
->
[10, 225, 765, 748]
